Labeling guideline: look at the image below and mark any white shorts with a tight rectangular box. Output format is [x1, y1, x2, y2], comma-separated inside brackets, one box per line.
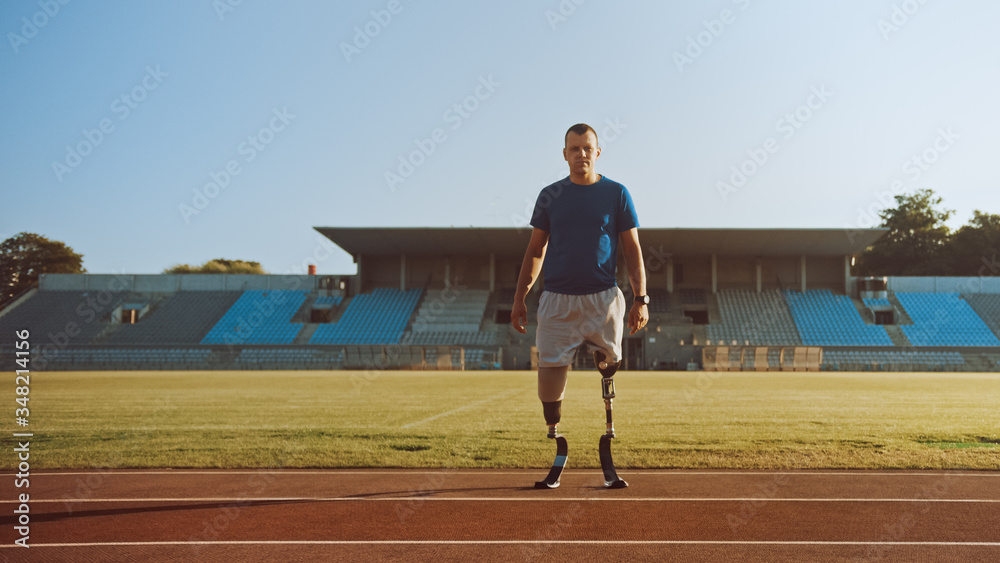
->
[536, 286, 625, 368]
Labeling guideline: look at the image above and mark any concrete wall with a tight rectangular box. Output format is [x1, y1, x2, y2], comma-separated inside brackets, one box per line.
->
[717, 256, 758, 288]
[40, 273, 320, 292]
[364, 255, 504, 290]
[806, 256, 844, 287]
[888, 276, 1000, 294]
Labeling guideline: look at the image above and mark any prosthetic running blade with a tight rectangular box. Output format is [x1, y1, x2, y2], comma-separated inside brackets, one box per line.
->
[597, 363, 629, 489]
[534, 435, 568, 489]
[599, 434, 628, 488]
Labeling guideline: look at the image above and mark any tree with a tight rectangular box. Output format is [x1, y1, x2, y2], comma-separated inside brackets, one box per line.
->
[942, 210, 1000, 276]
[1, 232, 86, 304]
[855, 189, 953, 276]
[164, 258, 267, 275]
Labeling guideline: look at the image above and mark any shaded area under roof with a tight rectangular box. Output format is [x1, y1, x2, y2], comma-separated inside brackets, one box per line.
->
[315, 227, 888, 259]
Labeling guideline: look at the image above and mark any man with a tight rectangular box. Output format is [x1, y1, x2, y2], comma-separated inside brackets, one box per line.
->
[511, 123, 648, 440]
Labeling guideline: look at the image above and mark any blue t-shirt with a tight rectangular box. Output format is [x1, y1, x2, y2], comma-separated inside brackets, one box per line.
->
[529, 175, 639, 295]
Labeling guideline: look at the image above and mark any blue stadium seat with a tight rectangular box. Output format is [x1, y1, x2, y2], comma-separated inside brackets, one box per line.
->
[201, 290, 308, 345]
[784, 289, 892, 346]
[896, 293, 1000, 347]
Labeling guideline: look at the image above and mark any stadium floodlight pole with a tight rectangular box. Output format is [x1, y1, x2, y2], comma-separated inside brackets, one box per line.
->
[595, 351, 628, 489]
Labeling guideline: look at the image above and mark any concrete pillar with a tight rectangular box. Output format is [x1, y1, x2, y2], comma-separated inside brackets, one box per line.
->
[844, 255, 851, 296]
[800, 255, 807, 293]
[400, 254, 406, 291]
[755, 258, 762, 294]
[489, 253, 496, 293]
[357, 254, 364, 293]
[666, 257, 674, 293]
[711, 254, 718, 294]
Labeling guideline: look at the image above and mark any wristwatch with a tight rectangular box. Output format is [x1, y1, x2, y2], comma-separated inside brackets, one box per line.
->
[634, 294, 650, 305]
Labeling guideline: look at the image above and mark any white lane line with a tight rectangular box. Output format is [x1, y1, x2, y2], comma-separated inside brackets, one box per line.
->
[6, 497, 1000, 503]
[400, 388, 525, 429]
[2, 540, 1000, 548]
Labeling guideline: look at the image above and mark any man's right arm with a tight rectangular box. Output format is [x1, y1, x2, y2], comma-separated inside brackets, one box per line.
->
[511, 228, 549, 334]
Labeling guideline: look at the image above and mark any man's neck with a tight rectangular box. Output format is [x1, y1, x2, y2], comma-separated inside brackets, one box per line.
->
[569, 171, 601, 185]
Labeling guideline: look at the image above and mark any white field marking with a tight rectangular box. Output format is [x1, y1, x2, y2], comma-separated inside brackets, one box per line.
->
[7, 497, 1000, 504]
[14, 470, 1000, 477]
[3, 540, 1000, 548]
[400, 388, 526, 429]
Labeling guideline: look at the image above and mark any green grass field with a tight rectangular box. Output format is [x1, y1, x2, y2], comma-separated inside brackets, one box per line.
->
[7, 370, 1000, 470]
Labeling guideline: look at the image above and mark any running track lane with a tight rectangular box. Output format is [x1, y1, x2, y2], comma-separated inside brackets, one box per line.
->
[2, 469, 999, 562]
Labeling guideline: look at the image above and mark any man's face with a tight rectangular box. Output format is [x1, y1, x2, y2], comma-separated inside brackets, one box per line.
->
[563, 131, 600, 176]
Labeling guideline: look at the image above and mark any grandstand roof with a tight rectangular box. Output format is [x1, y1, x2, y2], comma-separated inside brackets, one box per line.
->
[315, 227, 888, 258]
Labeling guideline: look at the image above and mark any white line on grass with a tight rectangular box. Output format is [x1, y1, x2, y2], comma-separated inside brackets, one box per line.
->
[400, 388, 526, 428]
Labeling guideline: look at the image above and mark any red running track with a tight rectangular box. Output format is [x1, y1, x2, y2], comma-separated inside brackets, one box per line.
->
[2, 469, 1000, 562]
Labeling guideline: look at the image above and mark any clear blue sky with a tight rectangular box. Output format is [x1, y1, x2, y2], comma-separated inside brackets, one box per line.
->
[2, 1, 998, 276]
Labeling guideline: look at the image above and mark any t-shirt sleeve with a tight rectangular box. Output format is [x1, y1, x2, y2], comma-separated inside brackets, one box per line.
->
[617, 186, 639, 232]
[529, 188, 551, 232]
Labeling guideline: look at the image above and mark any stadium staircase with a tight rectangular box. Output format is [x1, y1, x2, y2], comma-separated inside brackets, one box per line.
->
[886, 292, 914, 325]
[0, 287, 37, 320]
[293, 323, 320, 344]
[852, 298, 876, 324]
[704, 292, 723, 326]
[882, 325, 911, 347]
[402, 288, 496, 346]
[964, 293, 1000, 339]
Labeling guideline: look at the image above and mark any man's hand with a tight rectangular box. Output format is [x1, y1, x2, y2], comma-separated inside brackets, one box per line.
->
[512, 299, 529, 334]
[628, 302, 648, 335]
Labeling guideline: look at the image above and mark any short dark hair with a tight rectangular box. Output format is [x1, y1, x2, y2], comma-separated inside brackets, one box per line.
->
[564, 123, 598, 147]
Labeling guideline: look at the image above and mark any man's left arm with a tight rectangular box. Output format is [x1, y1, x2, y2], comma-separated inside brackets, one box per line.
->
[619, 227, 648, 335]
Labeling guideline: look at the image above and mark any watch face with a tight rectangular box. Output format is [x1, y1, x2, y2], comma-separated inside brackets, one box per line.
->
[636, 295, 649, 304]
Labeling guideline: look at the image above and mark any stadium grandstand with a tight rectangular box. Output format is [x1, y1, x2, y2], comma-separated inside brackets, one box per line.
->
[3, 226, 1000, 373]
